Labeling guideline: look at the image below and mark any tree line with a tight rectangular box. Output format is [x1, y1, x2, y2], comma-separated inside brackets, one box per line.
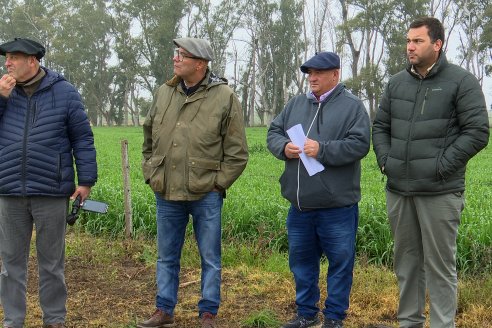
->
[0, 0, 490, 126]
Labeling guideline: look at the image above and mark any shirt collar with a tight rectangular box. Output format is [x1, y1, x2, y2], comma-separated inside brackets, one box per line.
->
[411, 62, 436, 78]
[310, 83, 338, 102]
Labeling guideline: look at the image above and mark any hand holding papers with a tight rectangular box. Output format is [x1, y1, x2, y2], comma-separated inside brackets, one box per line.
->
[286, 124, 325, 176]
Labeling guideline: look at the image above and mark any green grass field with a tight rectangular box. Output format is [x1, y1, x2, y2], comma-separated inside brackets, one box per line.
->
[82, 126, 492, 274]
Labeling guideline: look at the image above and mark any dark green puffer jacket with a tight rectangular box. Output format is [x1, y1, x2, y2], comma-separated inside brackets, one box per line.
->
[372, 53, 489, 195]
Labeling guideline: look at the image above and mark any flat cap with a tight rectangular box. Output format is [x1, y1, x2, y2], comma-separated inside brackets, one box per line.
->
[300, 51, 340, 73]
[0, 37, 46, 60]
[173, 37, 214, 61]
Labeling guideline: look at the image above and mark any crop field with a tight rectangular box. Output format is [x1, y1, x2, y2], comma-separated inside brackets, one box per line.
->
[86, 126, 492, 274]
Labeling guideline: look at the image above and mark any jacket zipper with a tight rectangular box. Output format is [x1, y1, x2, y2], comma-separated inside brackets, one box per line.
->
[21, 97, 32, 195]
[31, 101, 38, 125]
[420, 88, 428, 115]
[296, 101, 322, 210]
[406, 80, 423, 191]
[296, 159, 301, 210]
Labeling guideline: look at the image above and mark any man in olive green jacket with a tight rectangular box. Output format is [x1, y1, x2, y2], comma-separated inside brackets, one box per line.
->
[372, 17, 489, 328]
[139, 38, 248, 328]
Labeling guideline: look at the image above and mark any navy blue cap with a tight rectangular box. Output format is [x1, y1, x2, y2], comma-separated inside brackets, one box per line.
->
[300, 52, 340, 73]
[0, 38, 46, 60]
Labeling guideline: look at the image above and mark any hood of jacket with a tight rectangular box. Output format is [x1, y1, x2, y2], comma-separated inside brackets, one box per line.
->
[165, 69, 227, 90]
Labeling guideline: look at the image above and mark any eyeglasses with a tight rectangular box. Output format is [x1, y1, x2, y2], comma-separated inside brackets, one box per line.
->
[174, 48, 201, 62]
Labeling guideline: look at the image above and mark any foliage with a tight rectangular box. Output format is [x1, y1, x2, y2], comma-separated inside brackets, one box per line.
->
[480, 3, 492, 76]
[229, 0, 306, 126]
[0, 0, 490, 126]
[453, 0, 489, 83]
[79, 127, 492, 274]
[186, 0, 246, 77]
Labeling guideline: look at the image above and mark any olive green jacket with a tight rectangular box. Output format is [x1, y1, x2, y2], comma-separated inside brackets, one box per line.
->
[142, 70, 248, 200]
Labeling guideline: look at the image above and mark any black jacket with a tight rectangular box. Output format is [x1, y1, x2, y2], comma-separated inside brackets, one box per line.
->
[372, 53, 489, 195]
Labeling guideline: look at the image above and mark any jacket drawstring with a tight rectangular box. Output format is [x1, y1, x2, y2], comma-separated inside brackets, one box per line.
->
[316, 101, 327, 134]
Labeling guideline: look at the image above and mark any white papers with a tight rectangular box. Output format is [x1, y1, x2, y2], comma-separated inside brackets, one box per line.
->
[286, 124, 325, 176]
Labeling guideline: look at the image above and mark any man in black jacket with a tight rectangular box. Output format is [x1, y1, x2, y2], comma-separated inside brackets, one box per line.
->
[372, 17, 489, 328]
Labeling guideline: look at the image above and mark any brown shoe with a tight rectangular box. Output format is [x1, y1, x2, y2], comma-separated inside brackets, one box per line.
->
[200, 312, 217, 328]
[137, 309, 175, 328]
[43, 324, 65, 328]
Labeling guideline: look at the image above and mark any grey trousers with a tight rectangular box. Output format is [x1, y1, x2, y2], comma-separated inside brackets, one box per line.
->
[386, 191, 464, 328]
[0, 196, 68, 328]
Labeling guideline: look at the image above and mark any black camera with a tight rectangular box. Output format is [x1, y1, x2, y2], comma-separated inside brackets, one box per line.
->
[66, 195, 82, 226]
[66, 195, 108, 226]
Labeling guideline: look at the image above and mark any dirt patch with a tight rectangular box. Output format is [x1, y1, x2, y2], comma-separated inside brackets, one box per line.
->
[1, 232, 490, 327]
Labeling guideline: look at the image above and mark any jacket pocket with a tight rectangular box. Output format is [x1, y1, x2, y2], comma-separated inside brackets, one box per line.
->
[383, 156, 405, 180]
[57, 154, 62, 183]
[188, 157, 220, 193]
[436, 150, 446, 180]
[145, 155, 166, 193]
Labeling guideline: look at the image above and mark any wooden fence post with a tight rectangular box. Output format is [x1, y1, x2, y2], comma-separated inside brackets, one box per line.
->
[121, 139, 133, 238]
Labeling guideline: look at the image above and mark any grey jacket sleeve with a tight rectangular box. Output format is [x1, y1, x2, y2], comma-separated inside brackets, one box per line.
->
[317, 98, 371, 166]
[267, 107, 290, 161]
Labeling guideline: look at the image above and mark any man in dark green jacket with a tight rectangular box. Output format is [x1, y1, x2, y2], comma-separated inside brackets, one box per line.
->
[372, 17, 489, 328]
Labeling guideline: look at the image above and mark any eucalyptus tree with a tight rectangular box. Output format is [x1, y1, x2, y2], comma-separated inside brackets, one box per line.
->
[304, 0, 334, 54]
[271, 0, 305, 118]
[482, 4, 492, 77]
[338, 0, 393, 119]
[48, 0, 113, 126]
[241, 0, 304, 126]
[337, 0, 428, 120]
[0, 0, 63, 70]
[109, 0, 146, 126]
[120, 0, 186, 92]
[453, 0, 489, 86]
[0, 0, 13, 43]
[184, 0, 246, 77]
[239, 0, 275, 126]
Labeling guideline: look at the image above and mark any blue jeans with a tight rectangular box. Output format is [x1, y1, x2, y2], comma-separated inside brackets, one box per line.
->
[155, 192, 223, 316]
[287, 204, 358, 321]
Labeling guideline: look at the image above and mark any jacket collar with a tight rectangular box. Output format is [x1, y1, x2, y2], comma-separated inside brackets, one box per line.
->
[306, 83, 345, 103]
[407, 52, 448, 80]
[166, 69, 227, 90]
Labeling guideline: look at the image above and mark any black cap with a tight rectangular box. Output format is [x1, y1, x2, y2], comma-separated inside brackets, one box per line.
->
[300, 52, 340, 73]
[0, 38, 46, 60]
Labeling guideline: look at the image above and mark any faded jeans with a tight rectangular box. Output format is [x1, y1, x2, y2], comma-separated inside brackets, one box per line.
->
[154, 191, 223, 316]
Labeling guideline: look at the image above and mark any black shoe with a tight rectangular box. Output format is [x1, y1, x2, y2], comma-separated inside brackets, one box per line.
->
[322, 318, 343, 328]
[282, 315, 321, 328]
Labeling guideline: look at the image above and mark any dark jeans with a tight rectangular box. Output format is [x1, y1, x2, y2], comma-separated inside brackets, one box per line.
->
[287, 204, 358, 321]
